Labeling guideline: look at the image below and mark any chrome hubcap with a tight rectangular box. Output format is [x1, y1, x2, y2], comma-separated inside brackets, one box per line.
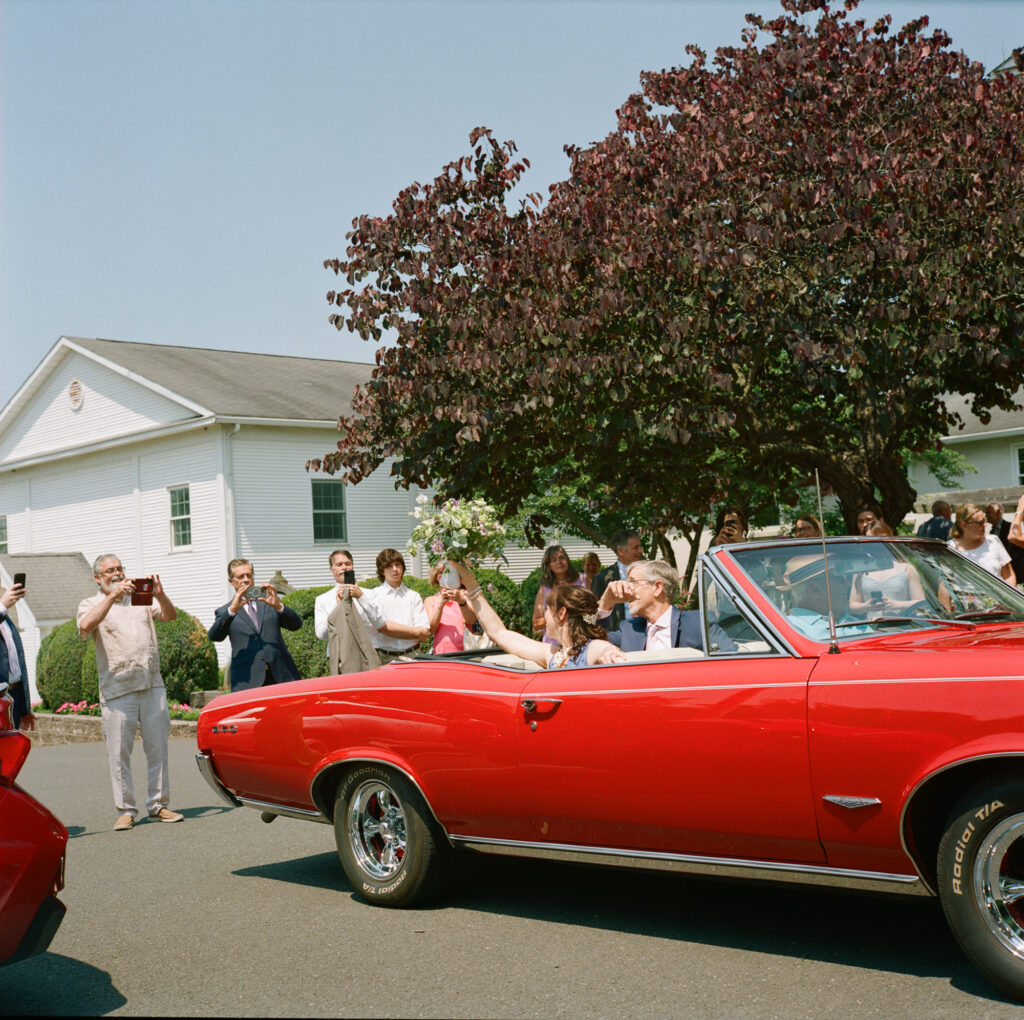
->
[347, 780, 407, 879]
[975, 814, 1024, 960]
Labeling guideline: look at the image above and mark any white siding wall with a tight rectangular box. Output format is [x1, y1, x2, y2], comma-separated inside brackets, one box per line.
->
[909, 437, 1023, 495]
[229, 429, 424, 589]
[0, 350, 194, 464]
[0, 427, 230, 674]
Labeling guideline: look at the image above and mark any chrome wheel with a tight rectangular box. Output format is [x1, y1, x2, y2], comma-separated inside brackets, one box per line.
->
[346, 779, 408, 879]
[974, 814, 1024, 960]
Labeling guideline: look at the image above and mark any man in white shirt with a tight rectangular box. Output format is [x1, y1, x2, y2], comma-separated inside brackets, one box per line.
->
[598, 559, 734, 653]
[313, 549, 385, 644]
[361, 548, 431, 663]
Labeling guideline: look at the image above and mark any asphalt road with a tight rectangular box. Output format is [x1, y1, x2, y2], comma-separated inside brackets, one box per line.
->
[2, 738, 1022, 1019]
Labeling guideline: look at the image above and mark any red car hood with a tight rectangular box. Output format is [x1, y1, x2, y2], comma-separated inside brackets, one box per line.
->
[844, 620, 1024, 653]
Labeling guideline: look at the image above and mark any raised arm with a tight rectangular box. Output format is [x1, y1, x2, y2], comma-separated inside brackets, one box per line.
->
[452, 562, 552, 668]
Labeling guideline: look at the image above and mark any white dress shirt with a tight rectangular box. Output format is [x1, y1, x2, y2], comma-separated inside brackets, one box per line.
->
[314, 586, 385, 642]
[361, 582, 429, 652]
[645, 605, 673, 651]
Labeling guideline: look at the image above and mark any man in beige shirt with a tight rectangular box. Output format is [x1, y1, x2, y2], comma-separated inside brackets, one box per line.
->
[77, 553, 183, 831]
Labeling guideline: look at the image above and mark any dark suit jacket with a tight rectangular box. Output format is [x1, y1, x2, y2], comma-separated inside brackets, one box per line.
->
[208, 601, 302, 691]
[0, 613, 30, 728]
[592, 562, 629, 630]
[604, 606, 737, 653]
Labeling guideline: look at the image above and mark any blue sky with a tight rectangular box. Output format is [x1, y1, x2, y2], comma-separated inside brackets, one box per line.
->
[2, 0, 1022, 410]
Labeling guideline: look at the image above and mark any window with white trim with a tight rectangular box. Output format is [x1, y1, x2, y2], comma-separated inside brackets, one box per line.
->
[312, 479, 347, 542]
[1016, 447, 1024, 486]
[169, 485, 192, 548]
[0, 515, 7, 554]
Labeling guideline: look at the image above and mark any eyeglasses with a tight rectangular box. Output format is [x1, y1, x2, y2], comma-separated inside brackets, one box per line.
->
[628, 577, 652, 587]
[965, 517, 986, 526]
[98, 565, 123, 576]
[794, 525, 815, 534]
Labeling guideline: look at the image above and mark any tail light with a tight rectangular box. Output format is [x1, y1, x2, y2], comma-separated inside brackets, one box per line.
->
[0, 730, 31, 783]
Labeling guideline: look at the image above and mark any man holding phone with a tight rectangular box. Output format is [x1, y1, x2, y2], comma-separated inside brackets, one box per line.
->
[314, 550, 383, 673]
[77, 555, 181, 830]
[1, 573, 33, 732]
[208, 558, 302, 691]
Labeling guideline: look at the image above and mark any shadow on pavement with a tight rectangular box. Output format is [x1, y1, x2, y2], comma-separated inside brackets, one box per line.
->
[0, 953, 127, 1016]
[233, 850, 352, 892]
[454, 853, 1008, 1005]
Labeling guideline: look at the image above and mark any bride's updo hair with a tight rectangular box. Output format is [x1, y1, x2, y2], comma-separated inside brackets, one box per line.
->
[546, 584, 605, 658]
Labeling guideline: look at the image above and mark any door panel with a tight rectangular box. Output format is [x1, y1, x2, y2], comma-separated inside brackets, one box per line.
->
[516, 656, 823, 863]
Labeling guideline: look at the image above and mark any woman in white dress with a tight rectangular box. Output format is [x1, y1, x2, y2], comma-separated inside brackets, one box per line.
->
[948, 503, 1016, 585]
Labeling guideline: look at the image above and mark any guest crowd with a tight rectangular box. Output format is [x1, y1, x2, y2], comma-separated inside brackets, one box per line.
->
[5, 493, 1024, 831]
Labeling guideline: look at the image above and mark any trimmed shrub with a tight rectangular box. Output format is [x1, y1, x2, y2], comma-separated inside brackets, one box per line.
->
[36, 620, 89, 709]
[475, 567, 524, 635]
[36, 607, 216, 709]
[155, 611, 219, 704]
[281, 585, 332, 680]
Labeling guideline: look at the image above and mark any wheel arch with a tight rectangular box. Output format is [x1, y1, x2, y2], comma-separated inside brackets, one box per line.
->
[309, 755, 451, 843]
[901, 752, 1024, 891]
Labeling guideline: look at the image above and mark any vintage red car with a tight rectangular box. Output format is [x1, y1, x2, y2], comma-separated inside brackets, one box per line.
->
[0, 684, 67, 967]
[197, 537, 1024, 1002]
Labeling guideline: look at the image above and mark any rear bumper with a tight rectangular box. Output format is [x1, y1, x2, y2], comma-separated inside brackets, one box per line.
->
[2, 895, 66, 967]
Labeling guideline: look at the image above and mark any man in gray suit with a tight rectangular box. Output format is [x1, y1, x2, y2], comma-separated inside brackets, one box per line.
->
[208, 558, 302, 691]
[0, 580, 34, 730]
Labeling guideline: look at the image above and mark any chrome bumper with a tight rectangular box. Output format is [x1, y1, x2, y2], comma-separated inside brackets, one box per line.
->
[194, 751, 243, 808]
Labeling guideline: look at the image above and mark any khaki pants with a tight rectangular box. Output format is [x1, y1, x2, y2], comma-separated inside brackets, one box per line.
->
[100, 686, 171, 817]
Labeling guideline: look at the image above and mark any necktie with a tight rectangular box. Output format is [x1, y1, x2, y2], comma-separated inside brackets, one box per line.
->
[246, 601, 258, 625]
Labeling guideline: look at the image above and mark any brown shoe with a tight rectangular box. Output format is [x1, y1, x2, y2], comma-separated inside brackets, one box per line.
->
[149, 807, 184, 823]
[113, 813, 134, 831]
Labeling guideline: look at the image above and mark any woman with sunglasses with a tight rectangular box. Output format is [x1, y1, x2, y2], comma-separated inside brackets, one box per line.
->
[948, 503, 1016, 584]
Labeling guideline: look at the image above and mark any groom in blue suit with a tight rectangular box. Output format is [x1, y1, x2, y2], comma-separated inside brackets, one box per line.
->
[598, 559, 735, 654]
[1, 580, 34, 730]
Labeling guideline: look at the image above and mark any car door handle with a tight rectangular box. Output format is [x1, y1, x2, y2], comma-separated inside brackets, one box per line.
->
[521, 699, 562, 713]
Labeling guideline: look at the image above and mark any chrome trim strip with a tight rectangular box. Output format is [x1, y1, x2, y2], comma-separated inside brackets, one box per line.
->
[451, 835, 929, 897]
[823, 795, 882, 810]
[237, 797, 329, 824]
[194, 752, 243, 808]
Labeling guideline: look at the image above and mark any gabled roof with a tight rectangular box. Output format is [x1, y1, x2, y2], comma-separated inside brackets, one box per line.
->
[0, 336, 374, 432]
[67, 337, 372, 422]
[0, 553, 96, 623]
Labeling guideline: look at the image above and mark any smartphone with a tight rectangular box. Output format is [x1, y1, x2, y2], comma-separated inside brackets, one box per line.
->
[868, 589, 883, 603]
[343, 569, 356, 586]
[244, 585, 268, 600]
[13, 572, 25, 590]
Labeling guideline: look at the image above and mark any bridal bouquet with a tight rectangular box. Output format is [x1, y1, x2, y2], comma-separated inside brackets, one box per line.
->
[407, 495, 507, 567]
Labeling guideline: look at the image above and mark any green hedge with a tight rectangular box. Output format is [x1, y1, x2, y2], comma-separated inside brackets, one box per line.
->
[36, 608, 218, 709]
[281, 585, 332, 680]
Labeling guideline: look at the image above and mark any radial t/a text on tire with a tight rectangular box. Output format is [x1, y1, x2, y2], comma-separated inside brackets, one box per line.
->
[937, 779, 1024, 1003]
[333, 763, 450, 907]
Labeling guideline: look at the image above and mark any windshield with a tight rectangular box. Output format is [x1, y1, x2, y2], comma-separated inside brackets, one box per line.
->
[728, 538, 1024, 642]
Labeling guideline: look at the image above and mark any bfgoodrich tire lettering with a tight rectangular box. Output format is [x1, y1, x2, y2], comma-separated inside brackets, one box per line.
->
[333, 764, 449, 908]
[937, 780, 1024, 1002]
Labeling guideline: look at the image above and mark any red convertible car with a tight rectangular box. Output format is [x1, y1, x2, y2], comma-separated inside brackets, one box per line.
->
[197, 537, 1024, 1001]
[0, 684, 67, 967]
